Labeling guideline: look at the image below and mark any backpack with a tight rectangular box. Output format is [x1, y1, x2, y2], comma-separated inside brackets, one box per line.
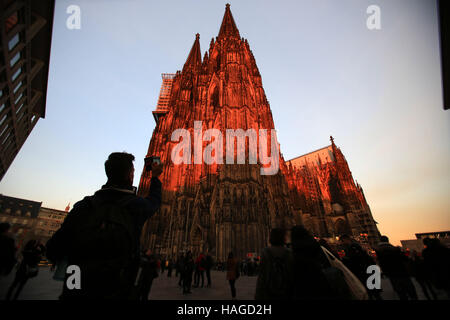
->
[70, 196, 137, 266]
[265, 249, 290, 298]
[47, 196, 138, 295]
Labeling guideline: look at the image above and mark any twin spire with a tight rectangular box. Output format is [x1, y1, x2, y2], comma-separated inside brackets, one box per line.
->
[183, 4, 241, 70]
[218, 3, 240, 39]
[183, 33, 201, 71]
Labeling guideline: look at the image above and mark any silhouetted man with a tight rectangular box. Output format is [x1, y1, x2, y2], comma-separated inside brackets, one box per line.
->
[0, 223, 16, 277]
[376, 235, 417, 300]
[46, 152, 163, 299]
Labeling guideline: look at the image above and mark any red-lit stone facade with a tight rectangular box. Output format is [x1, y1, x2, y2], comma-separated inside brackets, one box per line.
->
[138, 5, 380, 260]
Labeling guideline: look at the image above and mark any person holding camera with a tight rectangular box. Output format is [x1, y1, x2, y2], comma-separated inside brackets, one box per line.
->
[46, 152, 163, 300]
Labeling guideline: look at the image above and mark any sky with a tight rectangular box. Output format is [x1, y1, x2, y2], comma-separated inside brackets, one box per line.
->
[0, 0, 449, 246]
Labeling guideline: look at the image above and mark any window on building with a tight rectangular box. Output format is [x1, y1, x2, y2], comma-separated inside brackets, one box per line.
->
[5, 12, 18, 33]
[12, 218, 17, 224]
[13, 81, 23, 94]
[12, 67, 22, 82]
[2, 132, 11, 145]
[25, 211, 31, 217]
[15, 210, 21, 216]
[10, 51, 21, 67]
[0, 114, 7, 127]
[8, 33, 20, 51]
[5, 208, 11, 214]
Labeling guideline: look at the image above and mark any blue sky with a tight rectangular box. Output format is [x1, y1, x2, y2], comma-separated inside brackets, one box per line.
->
[0, 0, 448, 245]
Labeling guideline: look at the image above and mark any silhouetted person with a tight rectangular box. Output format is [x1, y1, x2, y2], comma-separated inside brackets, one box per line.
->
[409, 250, 437, 300]
[422, 237, 450, 298]
[205, 253, 213, 288]
[255, 228, 294, 300]
[0, 223, 16, 277]
[340, 234, 382, 300]
[167, 259, 173, 277]
[6, 240, 43, 300]
[182, 251, 195, 294]
[46, 152, 163, 299]
[376, 236, 417, 300]
[226, 252, 239, 300]
[290, 226, 350, 300]
[136, 250, 158, 301]
[193, 252, 206, 288]
[177, 254, 184, 287]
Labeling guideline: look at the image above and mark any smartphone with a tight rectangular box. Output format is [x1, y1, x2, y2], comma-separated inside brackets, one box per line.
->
[144, 156, 160, 171]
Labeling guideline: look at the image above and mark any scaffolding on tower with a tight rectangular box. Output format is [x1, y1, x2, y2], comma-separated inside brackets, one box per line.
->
[152, 73, 176, 123]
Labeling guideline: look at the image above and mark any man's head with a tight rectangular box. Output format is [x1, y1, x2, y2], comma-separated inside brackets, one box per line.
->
[380, 235, 389, 243]
[269, 228, 286, 247]
[105, 152, 135, 187]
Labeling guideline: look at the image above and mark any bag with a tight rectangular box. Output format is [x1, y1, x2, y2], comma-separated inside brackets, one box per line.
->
[265, 249, 290, 298]
[321, 246, 368, 300]
[54, 196, 138, 288]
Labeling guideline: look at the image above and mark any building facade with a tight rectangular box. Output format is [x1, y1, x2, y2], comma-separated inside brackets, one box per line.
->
[284, 137, 380, 248]
[401, 231, 450, 252]
[138, 5, 380, 260]
[0, 193, 41, 248]
[0, 0, 54, 180]
[34, 206, 67, 244]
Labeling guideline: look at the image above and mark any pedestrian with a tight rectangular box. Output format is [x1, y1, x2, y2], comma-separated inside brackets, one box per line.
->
[376, 235, 418, 300]
[177, 254, 184, 287]
[226, 252, 239, 300]
[291, 226, 353, 300]
[0, 223, 17, 277]
[255, 228, 294, 300]
[135, 250, 159, 301]
[6, 240, 43, 300]
[167, 259, 173, 278]
[340, 234, 382, 300]
[205, 252, 213, 287]
[422, 237, 450, 298]
[193, 252, 206, 288]
[46, 152, 163, 299]
[409, 250, 437, 300]
[182, 251, 195, 294]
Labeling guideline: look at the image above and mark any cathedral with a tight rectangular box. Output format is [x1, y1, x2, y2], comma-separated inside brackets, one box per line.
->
[138, 4, 380, 260]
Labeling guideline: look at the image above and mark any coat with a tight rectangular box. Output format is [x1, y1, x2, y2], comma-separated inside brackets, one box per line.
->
[226, 258, 238, 280]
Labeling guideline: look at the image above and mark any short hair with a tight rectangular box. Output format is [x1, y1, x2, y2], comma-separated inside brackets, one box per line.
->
[380, 235, 389, 243]
[105, 152, 135, 184]
[269, 228, 286, 246]
[0, 222, 11, 234]
[291, 226, 313, 243]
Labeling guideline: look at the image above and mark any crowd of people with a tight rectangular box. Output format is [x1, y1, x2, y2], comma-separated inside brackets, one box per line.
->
[1, 152, 449, 300]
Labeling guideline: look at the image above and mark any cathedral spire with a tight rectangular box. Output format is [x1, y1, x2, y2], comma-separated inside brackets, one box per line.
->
[218, 4, 240, 39]
[183, 33, 202, 71]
